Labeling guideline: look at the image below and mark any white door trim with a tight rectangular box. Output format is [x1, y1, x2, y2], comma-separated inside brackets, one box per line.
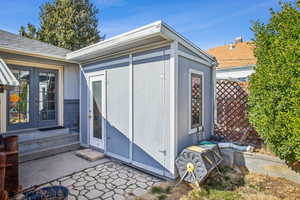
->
[87, 71, 106, 150]
[128, 54, 133, 162]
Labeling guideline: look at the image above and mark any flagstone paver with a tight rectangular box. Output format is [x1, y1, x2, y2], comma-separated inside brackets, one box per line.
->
[38, 161, 162, 200]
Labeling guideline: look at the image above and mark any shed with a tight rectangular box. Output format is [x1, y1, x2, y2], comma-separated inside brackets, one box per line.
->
[67, 21, 217, 178]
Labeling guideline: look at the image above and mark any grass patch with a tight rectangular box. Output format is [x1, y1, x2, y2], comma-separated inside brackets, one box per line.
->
[151, 186, 164, 194]
[138, 166, 300, 200]
[157, 194, 168, 200]
[183, 188, 242, 200]
[151, 185, 172, 195]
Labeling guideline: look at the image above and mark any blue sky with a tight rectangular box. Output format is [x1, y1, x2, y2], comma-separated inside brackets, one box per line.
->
[0, 0, 284, 49]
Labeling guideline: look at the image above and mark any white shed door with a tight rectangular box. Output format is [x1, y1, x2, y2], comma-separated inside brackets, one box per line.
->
[89, 75, 105, 149]
[133, 59, 168, 175]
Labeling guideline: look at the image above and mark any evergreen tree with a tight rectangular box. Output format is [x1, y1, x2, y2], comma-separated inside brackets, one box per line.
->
[249, 1, 300, 165]
[19, 0, 101, 50]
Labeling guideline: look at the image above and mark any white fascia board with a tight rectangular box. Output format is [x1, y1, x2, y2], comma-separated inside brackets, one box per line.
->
[216, 65, 256, 72]
[66, 20, 217, 66]
[66, 21, 163, 61]
[160, 22, 216, 65]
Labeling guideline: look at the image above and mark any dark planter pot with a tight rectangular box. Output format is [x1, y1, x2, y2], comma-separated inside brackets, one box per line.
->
[4, 136, 18, 152]
[0, 153, 6, 191]
[24, 186, 69, 200]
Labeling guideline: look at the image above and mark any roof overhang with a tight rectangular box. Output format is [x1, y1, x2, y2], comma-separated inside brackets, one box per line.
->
[67, 21, 216, 64]
[0, 58, 19, 87]
[0, 46, 77, 64]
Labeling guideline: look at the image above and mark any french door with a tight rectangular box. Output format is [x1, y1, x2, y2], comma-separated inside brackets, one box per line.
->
[89, 74, 105, 149]
[7, 66, 58, 130]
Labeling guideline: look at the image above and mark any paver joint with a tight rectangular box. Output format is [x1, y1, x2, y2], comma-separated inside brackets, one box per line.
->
[38, 161, 162, 200]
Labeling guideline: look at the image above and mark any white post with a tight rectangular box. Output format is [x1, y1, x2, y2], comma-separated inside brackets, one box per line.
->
[129, 54, 133, 162]
[169, 41, 178, 176]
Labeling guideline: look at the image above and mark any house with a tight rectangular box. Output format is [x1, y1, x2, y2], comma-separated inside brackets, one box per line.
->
[66, 21, 217, 178]
[0, 30, 80, 161]
[0, 21, 216, 178]
[207, 37, 256, 82]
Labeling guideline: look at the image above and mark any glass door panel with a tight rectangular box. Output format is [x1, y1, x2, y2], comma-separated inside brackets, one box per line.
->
[8, 69, 31, 127]
[37, 70, 58, 126]
[92, 81, 102, 140]
[89, 75, 105, 149]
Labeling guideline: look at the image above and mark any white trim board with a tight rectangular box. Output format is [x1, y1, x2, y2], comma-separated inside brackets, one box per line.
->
[79, 65, 83, 145]
[128, 53, 133, 162]
[188, 69, 205, 135]
[84, 48, 171, 71]
[81, 41, 171, 66]
[84, 57, 129, 71]
[178, 50, 212, 67]
[132, 49, 171, 61]
[169, 41, 178, 176]
[0, 91, 7, 133]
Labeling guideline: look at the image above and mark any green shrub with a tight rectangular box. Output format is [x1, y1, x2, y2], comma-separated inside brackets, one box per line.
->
[249, 1, 300, 164]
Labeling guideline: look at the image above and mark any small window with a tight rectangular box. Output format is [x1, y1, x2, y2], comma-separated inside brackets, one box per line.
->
[189, 70, 203, 134]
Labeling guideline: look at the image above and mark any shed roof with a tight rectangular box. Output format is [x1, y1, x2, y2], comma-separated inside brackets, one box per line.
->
[207, 42, 256, 69]
[67, 21, 216, 64]
[0, 29, 71, 61]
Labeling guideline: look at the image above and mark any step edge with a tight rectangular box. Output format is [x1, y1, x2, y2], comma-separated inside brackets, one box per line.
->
[19, 142, 81, 163]
[19, 132, 79, 145]
[20, 142, 81, 156]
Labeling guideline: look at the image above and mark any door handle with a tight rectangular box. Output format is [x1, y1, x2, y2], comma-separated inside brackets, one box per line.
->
[159, 150, 166, 155]
[88, 115, 92, 118]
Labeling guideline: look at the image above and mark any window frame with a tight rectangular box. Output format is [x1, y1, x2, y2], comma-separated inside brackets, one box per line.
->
[188, 69, 204, 135]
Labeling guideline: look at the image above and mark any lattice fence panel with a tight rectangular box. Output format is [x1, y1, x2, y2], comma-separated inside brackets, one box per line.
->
[214, 80, 262, 146]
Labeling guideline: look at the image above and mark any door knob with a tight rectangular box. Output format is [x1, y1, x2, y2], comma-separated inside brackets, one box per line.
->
[159, 150, 166, 155]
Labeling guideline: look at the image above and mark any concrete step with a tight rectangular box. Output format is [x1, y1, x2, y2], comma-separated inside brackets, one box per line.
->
[20, 142, 81, 163]
[19, 132, 79, 153]
[17, 128, 71, 143]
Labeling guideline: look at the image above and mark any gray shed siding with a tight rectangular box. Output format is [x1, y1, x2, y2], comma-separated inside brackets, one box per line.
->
[80, 46, 173, 175]
[105, 65, 130, 159]
[80, 71, 89, 145]
[132, 52, 170, 173]
[177, 55, 213, 154]
[81, 56, 130, 148]
[178, 43, 202, 59]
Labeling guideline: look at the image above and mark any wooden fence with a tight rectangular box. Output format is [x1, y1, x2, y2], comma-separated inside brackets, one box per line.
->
[214, 80, 262, 147]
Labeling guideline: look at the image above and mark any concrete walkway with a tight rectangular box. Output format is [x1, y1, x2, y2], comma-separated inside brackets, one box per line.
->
[20, 150, 110, 188]
[20, 151, 162, 200]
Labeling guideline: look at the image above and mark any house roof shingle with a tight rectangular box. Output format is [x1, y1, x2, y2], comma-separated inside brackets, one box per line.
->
[0, 29, 71, 59]
[207, 41, 256, 69]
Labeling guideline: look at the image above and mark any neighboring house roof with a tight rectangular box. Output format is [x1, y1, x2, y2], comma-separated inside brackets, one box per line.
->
[67, 21, 216, 65]
[207, 41, 256, 69]
[0, 29, 71, 60]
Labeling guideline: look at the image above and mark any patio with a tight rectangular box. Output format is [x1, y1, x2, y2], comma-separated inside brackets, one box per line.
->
[20, 151, 162, 200]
